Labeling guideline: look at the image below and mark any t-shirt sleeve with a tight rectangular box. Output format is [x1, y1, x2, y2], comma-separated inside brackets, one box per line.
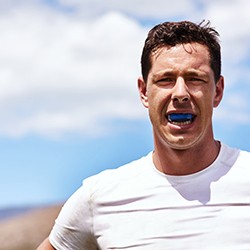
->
[49, 178, 98, 250]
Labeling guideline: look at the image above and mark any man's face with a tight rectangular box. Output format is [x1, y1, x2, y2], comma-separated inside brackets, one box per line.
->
[138, 43, 224, 150]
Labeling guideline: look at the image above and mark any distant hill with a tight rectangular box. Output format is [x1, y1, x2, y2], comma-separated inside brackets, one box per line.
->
[0, 204, 62, 250]
[0, 207, 33, 221]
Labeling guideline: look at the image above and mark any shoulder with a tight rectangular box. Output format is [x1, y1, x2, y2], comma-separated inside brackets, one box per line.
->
[237, 148, 250, 165]
[223, 142, 250, 162]
[84, 152, 152, 194]
[221, 143, 250, 174]
[219, 143, 250, 164]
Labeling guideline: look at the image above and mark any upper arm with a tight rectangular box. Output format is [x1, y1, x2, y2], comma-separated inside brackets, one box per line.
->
[49, 181, 98, 249]
[36, 237, 56, 250]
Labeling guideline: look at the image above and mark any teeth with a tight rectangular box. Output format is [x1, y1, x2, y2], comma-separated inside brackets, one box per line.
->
[171, 120, 192, 125]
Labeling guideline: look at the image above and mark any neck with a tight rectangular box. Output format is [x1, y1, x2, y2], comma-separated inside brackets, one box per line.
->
[153, 139, 221, 176]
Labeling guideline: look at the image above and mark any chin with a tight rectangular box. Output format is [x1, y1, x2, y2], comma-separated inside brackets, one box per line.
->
[166, 137, 200, 151]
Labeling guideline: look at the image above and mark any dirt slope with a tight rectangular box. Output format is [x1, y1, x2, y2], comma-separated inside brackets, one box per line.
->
[0, 205, 62, 250]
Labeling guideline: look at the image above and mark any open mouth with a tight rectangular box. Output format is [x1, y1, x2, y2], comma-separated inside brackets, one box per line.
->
[167, 113, 195, 125]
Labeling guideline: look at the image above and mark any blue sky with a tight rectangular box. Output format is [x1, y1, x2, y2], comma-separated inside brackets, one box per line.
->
[1, 0, 250, 208]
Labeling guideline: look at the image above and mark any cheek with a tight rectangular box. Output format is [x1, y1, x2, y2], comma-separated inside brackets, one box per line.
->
[195, 88, 215, 107]
[149, 90, 169, 111]
[149, 94, 171, 126]
[198, 94, 215, 121]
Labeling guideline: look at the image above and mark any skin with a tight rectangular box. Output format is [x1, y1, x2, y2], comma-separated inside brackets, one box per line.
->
[138, 42, 224, 175]
[36, 238, 55, 250]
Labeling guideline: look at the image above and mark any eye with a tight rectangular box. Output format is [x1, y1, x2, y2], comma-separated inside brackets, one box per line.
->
[187, 77, 205, 84]
[189, 77, 201, 81]
[156, 77, 175, 85]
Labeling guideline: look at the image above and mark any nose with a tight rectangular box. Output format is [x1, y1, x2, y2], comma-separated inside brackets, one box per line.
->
[172, 77, 190, 103]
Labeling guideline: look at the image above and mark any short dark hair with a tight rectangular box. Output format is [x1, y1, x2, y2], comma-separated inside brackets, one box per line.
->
[141, 20, 221, 82]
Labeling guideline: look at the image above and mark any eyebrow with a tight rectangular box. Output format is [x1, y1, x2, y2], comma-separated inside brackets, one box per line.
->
[152, 69, 208, 80]
[185, 69, 208, 76]
[151, 70, 175, 80]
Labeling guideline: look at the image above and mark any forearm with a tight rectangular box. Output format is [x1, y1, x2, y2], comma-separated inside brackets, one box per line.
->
[36, 237, 56, 250]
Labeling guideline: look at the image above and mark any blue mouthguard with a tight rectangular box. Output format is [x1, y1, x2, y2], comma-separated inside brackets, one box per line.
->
[168, 113, 194, 122]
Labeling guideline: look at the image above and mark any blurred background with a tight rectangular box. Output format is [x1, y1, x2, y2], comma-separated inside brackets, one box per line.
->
[0, 0, 250, 249]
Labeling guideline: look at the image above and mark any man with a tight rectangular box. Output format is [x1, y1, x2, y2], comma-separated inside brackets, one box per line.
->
[37, 20, 250, 249]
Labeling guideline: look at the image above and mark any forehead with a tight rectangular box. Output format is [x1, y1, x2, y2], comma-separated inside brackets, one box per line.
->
[150, 43, 210, 72]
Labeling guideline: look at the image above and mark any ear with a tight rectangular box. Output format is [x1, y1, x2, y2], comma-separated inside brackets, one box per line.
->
[138, 77, 149, 108]
[213, 76, 224, 108]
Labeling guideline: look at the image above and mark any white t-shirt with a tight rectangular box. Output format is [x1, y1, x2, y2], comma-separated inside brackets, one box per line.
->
[49, 143, 250, 249]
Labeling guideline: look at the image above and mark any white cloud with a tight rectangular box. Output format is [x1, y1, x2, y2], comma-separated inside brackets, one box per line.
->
[0, 0, 250, 138]
[0, 6, 148, 138]
[203, 0, 250, 63]
[58, 0, 198, 20]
